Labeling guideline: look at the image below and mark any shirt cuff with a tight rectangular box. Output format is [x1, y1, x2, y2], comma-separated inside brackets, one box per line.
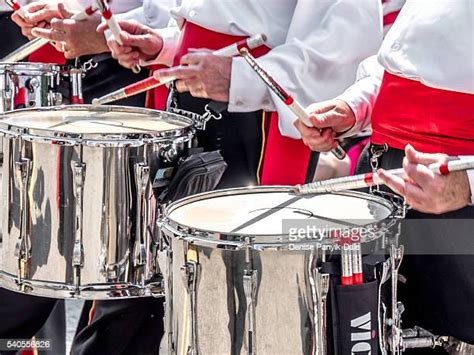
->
[140, 26, 180, 67]
[335, 81, 374, 138]
[228, 57, 274, 113]
[459, 156, 474, 205]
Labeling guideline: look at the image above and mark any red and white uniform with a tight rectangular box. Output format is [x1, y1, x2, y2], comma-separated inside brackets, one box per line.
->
[382, 0, 405, 34]
[146, 0, 382, 138]
[338, 0, 474, 202]
[143, 0, 383, 184]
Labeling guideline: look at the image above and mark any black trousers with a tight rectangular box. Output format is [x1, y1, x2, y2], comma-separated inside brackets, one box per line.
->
[0, 12, 28, 58]
[357, 146, 474, 353]
[176, 93, 264, 189]
[72, 297, 164, 355]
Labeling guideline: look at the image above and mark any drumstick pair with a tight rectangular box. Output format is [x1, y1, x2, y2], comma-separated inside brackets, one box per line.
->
[92, 34, 267, 106]
[239, 48, 346, 160]
[1, 1, 99, 62]
[294, 158, 474, 195]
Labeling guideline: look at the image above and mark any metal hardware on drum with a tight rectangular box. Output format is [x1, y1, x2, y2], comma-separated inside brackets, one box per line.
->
[159, 187, 402, 354]
[239, 48, 346, 160]
[13, 157, 32, 283]
[0, 105, 194, 299]
[387, 244, 405, 355]
[72, 162, 86, 291]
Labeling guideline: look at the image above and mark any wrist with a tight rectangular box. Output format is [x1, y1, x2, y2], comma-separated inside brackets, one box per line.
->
[335, 99, 357, 137]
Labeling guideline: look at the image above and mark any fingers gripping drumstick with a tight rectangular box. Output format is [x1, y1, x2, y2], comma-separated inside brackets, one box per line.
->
[92, 34, 268, 105]
[239, 48, 346, 160]
[95, 0, 141, 74]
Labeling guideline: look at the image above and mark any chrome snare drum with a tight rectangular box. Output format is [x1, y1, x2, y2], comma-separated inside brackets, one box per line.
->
[159, 187, 400, 354]
[0, 62, 63, 111]
[0, 105, 194, 299]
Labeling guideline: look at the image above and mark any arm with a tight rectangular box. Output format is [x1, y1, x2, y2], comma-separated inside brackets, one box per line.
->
[229, 0, 383, 138]
[336, 55, 385, 138]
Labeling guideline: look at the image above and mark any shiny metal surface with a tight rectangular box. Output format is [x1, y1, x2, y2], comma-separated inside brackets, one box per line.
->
[0, 63, 62, 112]
[160, 188, 399, 354]
[0, 63, 81, 160]
[0, 106, 194, 299]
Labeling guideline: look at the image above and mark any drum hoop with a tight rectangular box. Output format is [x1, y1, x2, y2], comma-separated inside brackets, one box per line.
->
[161, 186, 401, 249]
[0, 105, 195, 145]
[0, 62, 61, 75]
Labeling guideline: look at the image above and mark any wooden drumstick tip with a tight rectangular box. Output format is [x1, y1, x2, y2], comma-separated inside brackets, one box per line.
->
[92, 98, 101, 106]
[239, 47, 250, 56]
[291, 185, 303, 195]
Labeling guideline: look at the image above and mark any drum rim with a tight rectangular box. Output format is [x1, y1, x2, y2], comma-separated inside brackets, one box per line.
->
[0, 105, 195, 145]
[0, 62, 61, 74]
[161, 186, 400, 249]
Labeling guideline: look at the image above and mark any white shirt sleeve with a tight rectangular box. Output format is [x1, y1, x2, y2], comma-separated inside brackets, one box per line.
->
[228, 0, 383, 139]
[459, 156, 474, 205]
[140, 23, 181, 67]
[336, 55, 385, 138]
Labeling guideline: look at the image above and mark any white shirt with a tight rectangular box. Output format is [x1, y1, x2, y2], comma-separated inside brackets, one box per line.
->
[337, 0, 474, 202]
[339, 0, 474, 135]
[149, 0, 383, 139]
[113, 0, 177, 29]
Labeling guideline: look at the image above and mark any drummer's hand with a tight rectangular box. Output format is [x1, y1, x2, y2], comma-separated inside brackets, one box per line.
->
[97, 20, 163, 69]
[31, 4, 108, 59]
[294, 100, 355, 152]
[378, 145, 471, 214]
[154, 52, 232, 102]
[11, 1, 60, 39]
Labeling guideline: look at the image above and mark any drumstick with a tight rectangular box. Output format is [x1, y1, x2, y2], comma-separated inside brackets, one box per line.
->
[239, 48, 346, 160]
[1, 4, 99, 63]
[95, 0, 141, 74]
[91, 34, 268, 106]
[294, 158, 474, 195]
[4, 0, 28, 18]
[341, 243, 353, 286]
[351, 242, 363, 285]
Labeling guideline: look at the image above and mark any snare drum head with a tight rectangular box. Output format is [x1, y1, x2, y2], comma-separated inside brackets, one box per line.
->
[166, 187, 395, 239]
[0, 105, 193, 141]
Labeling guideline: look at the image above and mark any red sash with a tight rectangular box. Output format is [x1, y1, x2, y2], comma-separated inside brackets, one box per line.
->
[146, 64, 169, 110]
[28, 43, 66, 65]
[155, 21, 311, 185]
[372, 71, 474, 155]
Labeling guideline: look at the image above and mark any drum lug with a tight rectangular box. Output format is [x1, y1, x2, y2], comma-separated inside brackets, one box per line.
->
[133, 163, 150, 267]
[181, 253, 200, 355]
[160, 145, 178, 164]
[72, 163, 86, 290]
[25, 78, 39, 93]
[243, 268, 258, 354]
[387, 244, 404, 354]
[13, 158, 32, 281]
[48, 91, 63, 106]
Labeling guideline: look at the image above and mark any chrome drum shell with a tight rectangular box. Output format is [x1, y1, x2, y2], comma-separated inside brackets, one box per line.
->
[0, 105, 194, 299]
[159, 187, 401, 354]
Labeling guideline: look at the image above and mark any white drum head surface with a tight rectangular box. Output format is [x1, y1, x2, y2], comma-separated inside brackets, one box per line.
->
[1, 110, 187, 134]
[168, 190, 394, 236]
